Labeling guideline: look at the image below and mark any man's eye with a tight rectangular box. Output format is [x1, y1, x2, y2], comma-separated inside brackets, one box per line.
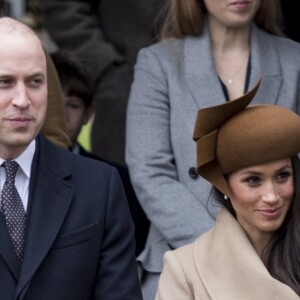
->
[27, 78, 44, 87]
[0, 79, 12, 87]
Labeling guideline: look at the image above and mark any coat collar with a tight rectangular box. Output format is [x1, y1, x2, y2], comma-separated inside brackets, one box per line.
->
[193, 208, 299, 299]
[183, 22, 224, 109]
[12, 135, 74, 298]
[183, 22, 282, 108]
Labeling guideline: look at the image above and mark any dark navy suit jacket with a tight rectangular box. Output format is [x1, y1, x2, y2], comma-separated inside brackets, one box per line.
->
[0, 135, 142, 300]
[77, 144, 149, 256]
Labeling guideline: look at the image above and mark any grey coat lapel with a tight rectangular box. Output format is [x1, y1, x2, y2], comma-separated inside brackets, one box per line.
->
[184, 24, 225, 109]
[15, 136, 74, 298]
[249, 23, 281, 103]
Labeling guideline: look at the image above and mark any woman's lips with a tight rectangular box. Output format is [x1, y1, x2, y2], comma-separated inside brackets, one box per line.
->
[257, 207, 283, 218]
[229, 1, 251, 11]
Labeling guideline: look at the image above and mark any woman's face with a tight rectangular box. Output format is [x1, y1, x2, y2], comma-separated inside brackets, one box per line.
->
[228, 158, 293, 243]
[203, 0, 261, 30]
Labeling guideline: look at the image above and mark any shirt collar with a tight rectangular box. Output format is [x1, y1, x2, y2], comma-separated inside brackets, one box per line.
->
[72, 143, 80, 155]
[0, 140, 36, 178]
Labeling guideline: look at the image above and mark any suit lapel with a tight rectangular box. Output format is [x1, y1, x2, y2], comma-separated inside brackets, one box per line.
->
[0, 214, 21, 280]
[15, 136, 74, 297]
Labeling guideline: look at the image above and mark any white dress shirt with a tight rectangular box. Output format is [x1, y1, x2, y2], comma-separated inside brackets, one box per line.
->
[0, 140, 36, 212]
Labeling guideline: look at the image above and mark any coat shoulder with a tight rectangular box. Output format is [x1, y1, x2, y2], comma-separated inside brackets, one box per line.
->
[137, 37, 185, 65]
[38, 135, 118, 181]
[260, 30, 300, 60]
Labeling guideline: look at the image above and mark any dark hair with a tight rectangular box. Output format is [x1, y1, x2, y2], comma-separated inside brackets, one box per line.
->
[213, 155, 300, 296]
[159, 0, 283, 40]
[212, 187, 236, 218]
[263, 155, 300, 295]
[50, 50, 93, 107]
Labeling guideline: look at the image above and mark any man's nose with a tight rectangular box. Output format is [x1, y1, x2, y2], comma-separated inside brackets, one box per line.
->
[12, 83, 30, 109]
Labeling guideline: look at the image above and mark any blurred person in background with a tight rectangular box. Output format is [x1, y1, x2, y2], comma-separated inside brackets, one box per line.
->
[41, 0, 167, 166]
[50, 49, 149, 256]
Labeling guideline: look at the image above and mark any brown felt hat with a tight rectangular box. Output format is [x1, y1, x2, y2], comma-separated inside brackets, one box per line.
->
[193, 81, 300, 197]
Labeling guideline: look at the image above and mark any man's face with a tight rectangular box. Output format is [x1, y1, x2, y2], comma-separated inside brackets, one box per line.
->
[0, 33, 47, 159]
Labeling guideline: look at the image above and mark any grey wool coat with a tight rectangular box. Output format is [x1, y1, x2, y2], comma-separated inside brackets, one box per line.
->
[126, 22, 300, 278]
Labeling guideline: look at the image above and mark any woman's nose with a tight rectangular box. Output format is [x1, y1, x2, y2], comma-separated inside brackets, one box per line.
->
[261, 182, 279, 204]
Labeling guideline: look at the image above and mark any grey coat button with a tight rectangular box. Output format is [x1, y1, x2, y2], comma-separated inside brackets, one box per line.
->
[189, 167, 198, 179]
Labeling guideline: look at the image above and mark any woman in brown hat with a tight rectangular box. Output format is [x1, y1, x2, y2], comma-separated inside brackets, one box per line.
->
[155, 83, 300, 299]
[126, 1, 300, 298]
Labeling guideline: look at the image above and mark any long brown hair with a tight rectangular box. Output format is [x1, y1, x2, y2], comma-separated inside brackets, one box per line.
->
[212, 155, 300, 296]
[159, 0, 283, 40]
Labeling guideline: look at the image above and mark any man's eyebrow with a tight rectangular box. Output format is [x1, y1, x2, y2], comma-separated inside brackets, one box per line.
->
[28, 72, 46, 78]
[0, 71, 45, 77]
[0, 73, 14, 77]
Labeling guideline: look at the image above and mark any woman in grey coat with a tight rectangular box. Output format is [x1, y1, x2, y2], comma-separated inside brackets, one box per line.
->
[126, 0, 300, 299]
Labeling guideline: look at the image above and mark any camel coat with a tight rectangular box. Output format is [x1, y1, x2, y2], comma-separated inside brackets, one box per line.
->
[156, 208, 299, 300]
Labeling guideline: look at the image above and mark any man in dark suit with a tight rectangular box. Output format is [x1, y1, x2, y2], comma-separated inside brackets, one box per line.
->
[0, 16, 142, 300]
[41, 0, 166, 165]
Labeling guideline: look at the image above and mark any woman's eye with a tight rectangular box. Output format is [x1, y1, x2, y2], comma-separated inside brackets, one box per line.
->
[243, 176, 261, 185]
[276, 171, 292, 182]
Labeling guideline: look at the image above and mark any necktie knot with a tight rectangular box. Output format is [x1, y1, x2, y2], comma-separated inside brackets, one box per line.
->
[2, 161, 19, 184]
